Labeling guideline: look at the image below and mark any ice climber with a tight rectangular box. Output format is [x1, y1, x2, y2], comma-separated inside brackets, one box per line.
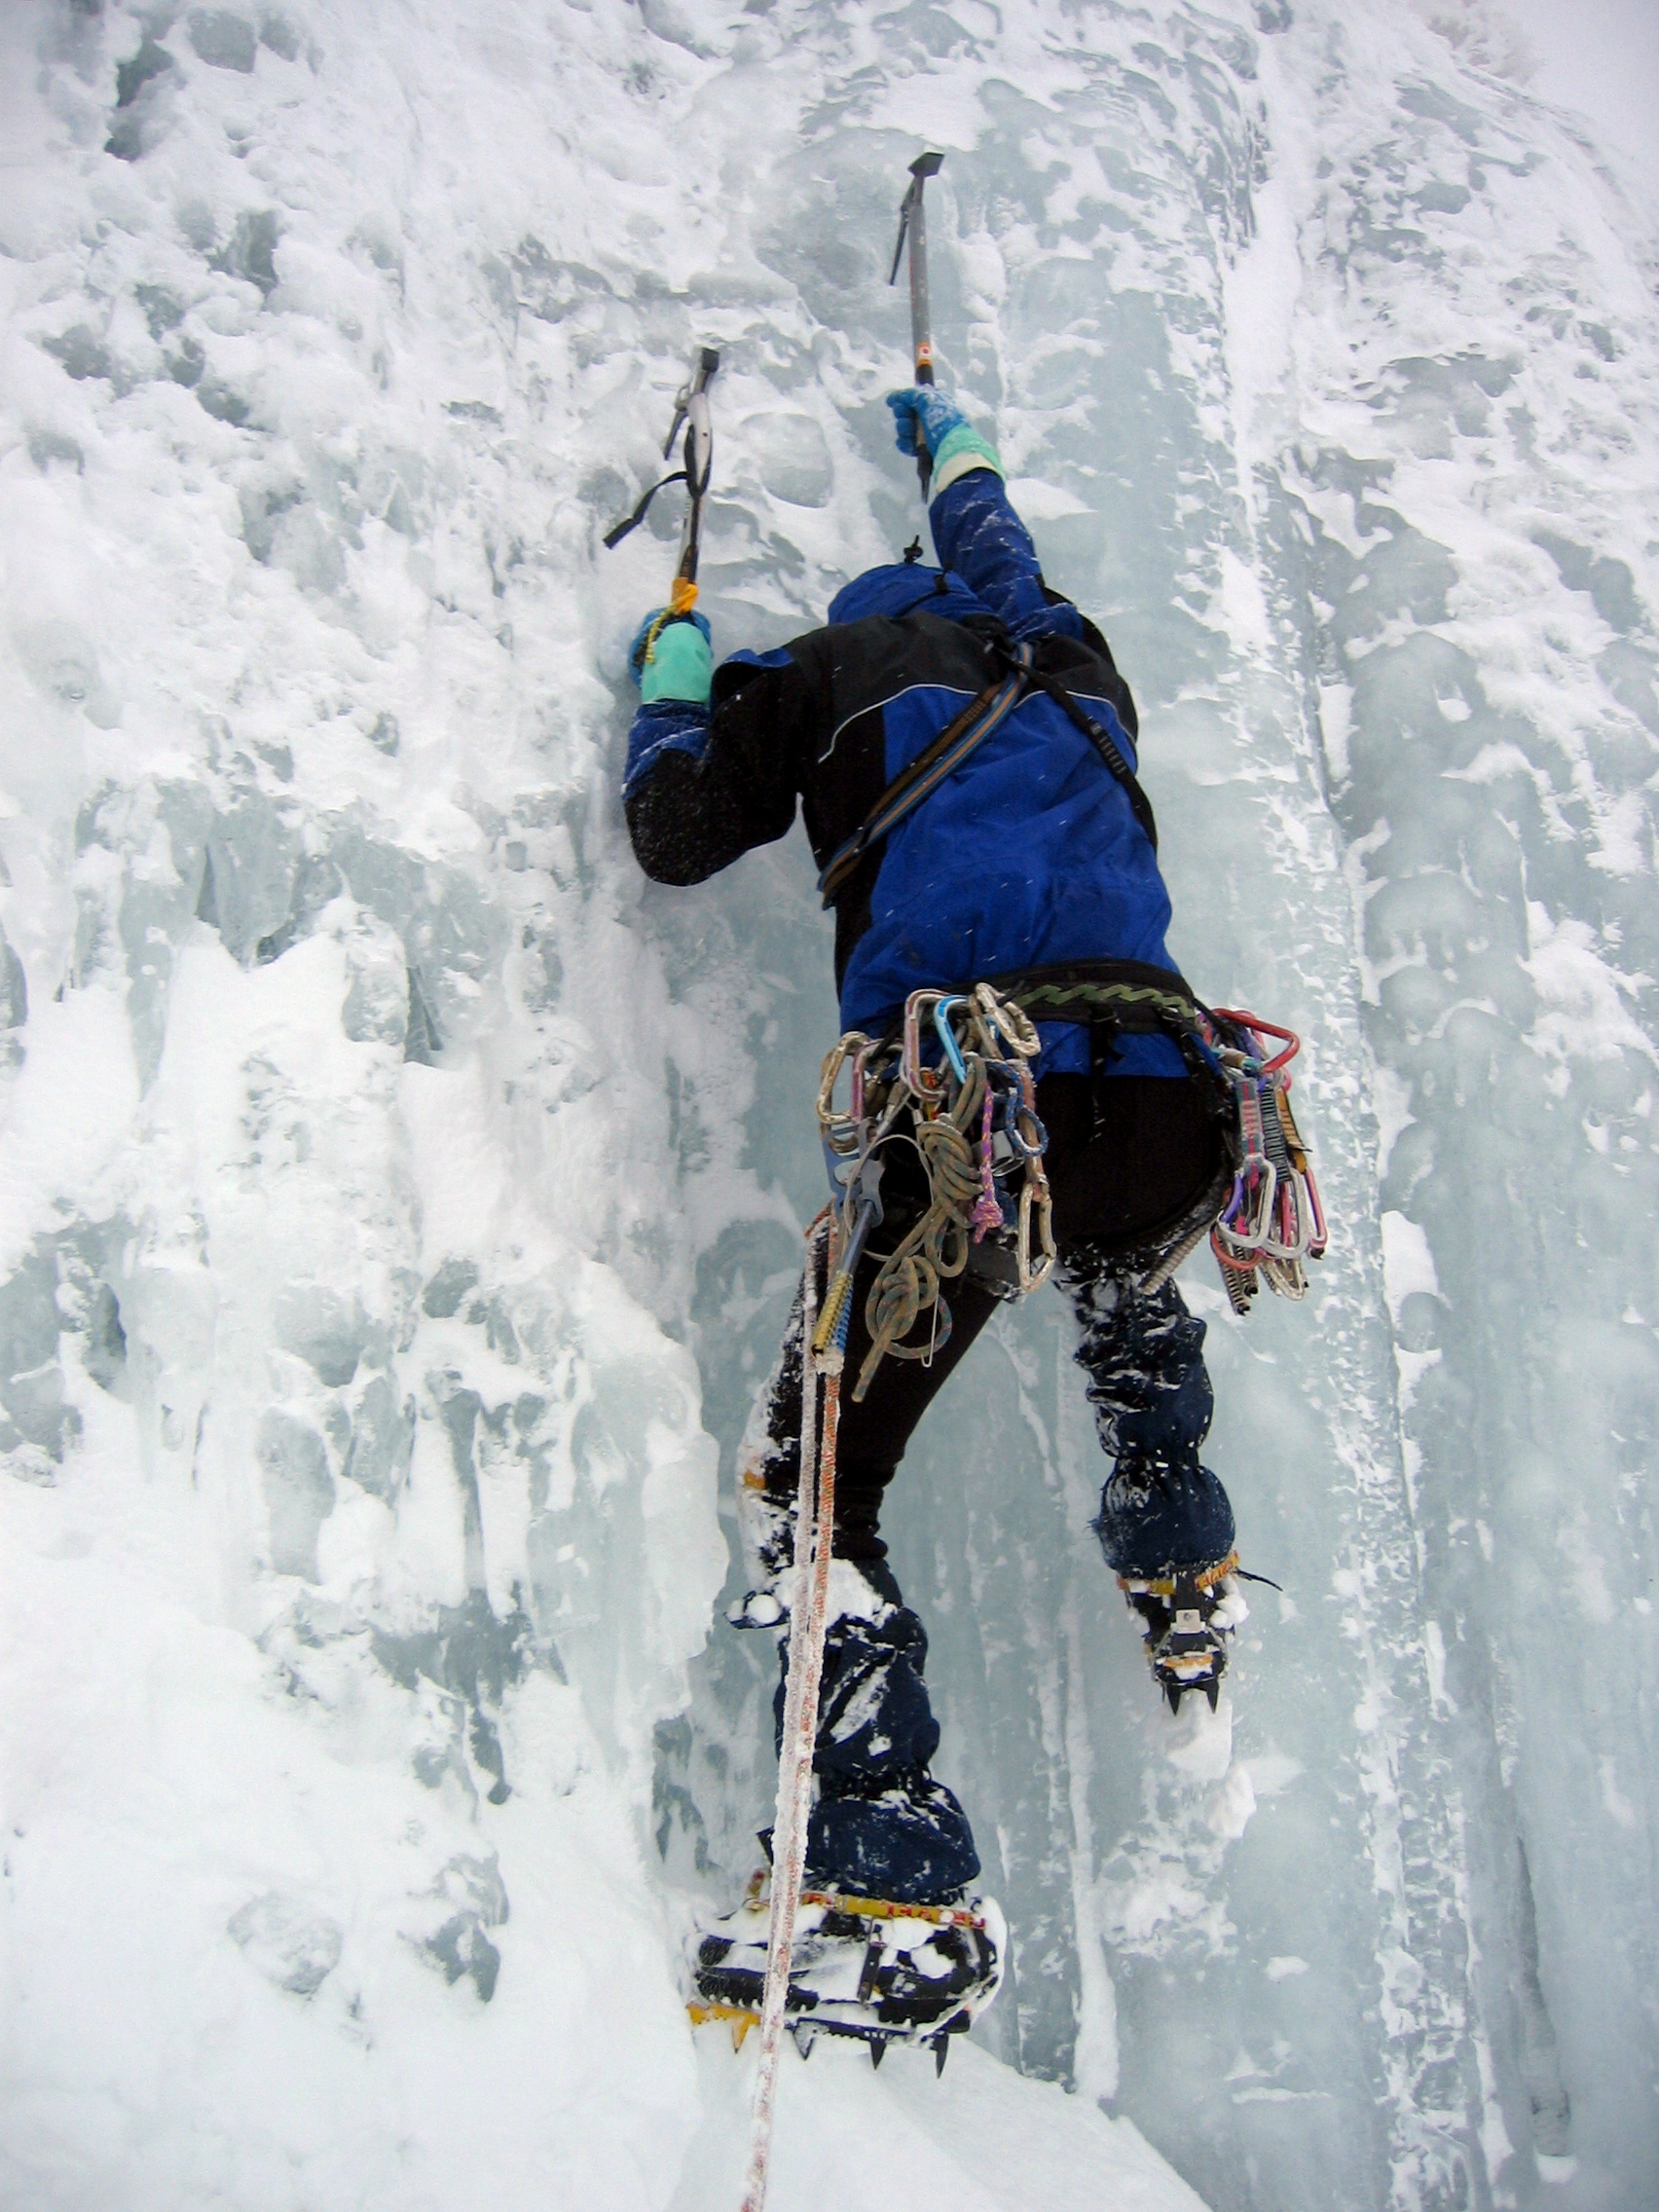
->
[622, 387, 1252, 2022]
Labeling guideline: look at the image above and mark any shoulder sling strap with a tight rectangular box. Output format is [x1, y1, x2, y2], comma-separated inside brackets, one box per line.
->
[816, 637, 1158, 910]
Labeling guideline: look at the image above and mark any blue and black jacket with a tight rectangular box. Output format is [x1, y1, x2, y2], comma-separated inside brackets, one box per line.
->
[623, 467, 1187, 1081]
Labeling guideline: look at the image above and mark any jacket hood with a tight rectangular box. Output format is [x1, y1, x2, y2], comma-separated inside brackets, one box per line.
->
[828, 562, 992, 629]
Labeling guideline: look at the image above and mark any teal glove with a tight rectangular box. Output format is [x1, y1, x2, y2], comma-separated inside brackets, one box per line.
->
[628, 608, 714, 705]
[886, 387, 1002, 495]
[886, 386, 967, 456]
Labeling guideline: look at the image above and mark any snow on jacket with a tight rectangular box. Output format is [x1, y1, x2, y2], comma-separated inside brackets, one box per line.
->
[622, 468, 1187, 1079]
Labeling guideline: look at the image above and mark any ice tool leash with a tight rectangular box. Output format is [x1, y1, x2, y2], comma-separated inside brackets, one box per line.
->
[603, 345, 719, 653]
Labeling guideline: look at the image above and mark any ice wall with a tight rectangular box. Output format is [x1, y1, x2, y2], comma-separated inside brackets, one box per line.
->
[0, 4, 1654, 2210]
[0, 4, 739, 2203]
[0, 5, 1211, 2208]
[645, 8, 1659, 2212]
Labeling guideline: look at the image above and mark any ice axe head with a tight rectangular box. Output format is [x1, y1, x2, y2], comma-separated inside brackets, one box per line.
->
[888, 150, 945, 285]
[663, 346, 720, 459]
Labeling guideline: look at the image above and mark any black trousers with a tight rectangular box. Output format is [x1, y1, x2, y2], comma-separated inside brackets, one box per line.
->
[745, 1072, 1237, 1582]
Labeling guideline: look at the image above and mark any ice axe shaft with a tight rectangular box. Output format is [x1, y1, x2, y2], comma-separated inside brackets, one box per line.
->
[889, 151, 943, 500]
[603, 345, 719, 679]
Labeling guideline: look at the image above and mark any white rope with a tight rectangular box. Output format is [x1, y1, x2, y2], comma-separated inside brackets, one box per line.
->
[740, 1214, 838, 2212]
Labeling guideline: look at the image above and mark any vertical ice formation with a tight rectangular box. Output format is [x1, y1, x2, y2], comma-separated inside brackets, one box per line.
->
[643, 7, 1657, 2212]
[2, 3, 738, 2203]
[1, 2, 1654, 2209]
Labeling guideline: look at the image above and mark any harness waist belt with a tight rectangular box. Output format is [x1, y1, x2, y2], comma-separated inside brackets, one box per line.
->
[983, 958, 1203, 1038]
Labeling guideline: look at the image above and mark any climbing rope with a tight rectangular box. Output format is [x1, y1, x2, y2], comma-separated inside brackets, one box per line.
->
[742, 1208, 840, 2212]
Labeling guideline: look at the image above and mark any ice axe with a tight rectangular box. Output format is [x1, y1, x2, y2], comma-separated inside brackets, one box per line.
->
[889, 150, 944, 500]
[603, 345, 720, 627]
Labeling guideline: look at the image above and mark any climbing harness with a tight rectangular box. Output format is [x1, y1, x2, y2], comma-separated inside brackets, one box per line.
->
[981, 960, 1329, 1311]
[813, 984, 1055, 1403]
[804, 959, 1325, 1375]
[604, 344, 719, 665]
[890, 151, 945, 499]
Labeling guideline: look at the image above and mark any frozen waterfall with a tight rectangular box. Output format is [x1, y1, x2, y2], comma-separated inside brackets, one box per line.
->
[1, 4, 1655, 2208]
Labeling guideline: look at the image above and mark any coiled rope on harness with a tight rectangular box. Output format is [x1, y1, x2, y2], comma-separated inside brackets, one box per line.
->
[813, 984, 1055, 1402]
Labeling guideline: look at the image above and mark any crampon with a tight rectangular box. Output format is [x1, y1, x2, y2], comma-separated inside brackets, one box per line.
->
[689, 1880, 1004, 2074]
[1121, 1556, 1249, 1714]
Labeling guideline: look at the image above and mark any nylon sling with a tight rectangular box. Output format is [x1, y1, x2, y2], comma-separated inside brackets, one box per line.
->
[815, 633, 1158, 911]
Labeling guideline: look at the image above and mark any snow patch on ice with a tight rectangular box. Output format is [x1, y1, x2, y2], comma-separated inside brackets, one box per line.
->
[1379, 1211, 1442, 1328]
[1523, 903, 1657, 1068]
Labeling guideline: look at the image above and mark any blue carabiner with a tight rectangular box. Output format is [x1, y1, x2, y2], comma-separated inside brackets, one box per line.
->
[933, 998, 969, 1085]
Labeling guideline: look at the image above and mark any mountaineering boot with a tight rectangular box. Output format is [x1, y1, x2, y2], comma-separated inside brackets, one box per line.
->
[796, 1592, 982, 1901]
[689, 1878, 1005, 2068]
[1121, 1560, 1247, 1713]
[708, 1428, 1001, 2062]
[734, 1353, 984, 1896]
